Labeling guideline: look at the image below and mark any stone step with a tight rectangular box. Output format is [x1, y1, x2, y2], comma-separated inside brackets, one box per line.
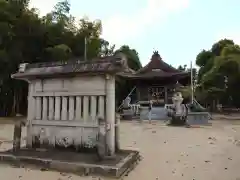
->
[140, 107, 170, 120]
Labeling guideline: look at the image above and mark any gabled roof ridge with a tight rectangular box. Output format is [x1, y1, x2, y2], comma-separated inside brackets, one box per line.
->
[136, 51, 181, 74]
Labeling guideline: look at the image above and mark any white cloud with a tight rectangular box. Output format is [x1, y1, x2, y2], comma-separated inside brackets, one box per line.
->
[101, 0, 190, 46]
[29, 0, 190, 47]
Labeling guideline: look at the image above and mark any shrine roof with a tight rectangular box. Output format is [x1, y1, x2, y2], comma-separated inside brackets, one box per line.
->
[11, 53, 134, 79]
[118, 51, 190, 80]
[137, 51, 183, 74]
[119, 70, 189, 80]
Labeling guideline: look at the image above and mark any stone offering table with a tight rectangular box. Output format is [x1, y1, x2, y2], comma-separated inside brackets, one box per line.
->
[0, 54, 140, 178]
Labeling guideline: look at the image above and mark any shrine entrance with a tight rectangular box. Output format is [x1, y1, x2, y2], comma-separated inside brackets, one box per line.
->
[148, 86, 165, 106]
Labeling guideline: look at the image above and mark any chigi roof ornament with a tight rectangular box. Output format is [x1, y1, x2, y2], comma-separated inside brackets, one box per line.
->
[153, 50, 159, 55]
[152, 50, 162, 59]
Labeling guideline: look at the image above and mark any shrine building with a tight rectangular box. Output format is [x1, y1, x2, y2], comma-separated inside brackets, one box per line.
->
[120, 51, 191, 120]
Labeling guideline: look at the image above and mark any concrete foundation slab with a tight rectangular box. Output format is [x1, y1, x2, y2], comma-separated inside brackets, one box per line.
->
[0, 148, 141, 178]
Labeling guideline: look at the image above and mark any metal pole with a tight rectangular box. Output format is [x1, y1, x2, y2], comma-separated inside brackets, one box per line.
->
[190, 61, 194, 104]
[84, 37, 87, 61]
[117, 86, 136, 111]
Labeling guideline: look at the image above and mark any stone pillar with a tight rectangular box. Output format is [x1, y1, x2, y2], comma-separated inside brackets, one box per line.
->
[26, 82, 35, 148]
[105, 74, 115, 156]
[42, 97, 48, 120]
[83, 96, 89, 122]
[48, 97, 54, 120]
[13, 120, 22, 153]
[98, 96, 105, 118]
[69, 96, 75, 120]
[35, 97, 42, 120]
[75, 96, 82, 120]
[61, 96, 68, 120]
[91, 96, 97, 121]
[54, 96, 61, 120]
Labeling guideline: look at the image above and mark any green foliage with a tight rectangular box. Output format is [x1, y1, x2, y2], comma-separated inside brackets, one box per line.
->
[196, 50, 213, 67]
[46, 44, 71, 62]
[115, 45, 142, 71]
[195, 38, 240, 108]
[211, 39, 234, 56]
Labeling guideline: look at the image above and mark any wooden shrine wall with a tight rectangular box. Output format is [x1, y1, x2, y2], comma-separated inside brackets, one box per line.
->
[137, 85, 175, 105]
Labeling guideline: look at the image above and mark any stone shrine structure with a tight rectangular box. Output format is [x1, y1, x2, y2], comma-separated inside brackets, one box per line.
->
[0, 54, 140, 178]
[11, 54, 135, 155]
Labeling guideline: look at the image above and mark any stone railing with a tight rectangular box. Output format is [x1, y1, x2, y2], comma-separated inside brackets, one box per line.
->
[130, 104, 140, 115]
[32, 94, 105, 122]
[29, 94, 106, 149]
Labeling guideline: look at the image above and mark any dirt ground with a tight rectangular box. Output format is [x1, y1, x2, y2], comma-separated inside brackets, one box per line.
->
[1, 120, 240, 180]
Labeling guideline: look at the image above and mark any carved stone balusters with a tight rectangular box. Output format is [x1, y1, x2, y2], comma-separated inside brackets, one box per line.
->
[98, 96, 104, 118]
[54, 96, 61, 120]
[35, 97, 42, 120]
[91, 96, 97, 121]
[48, 97, 54, 120]
[83, 96, 89, 122]
[42, 97, 48, 120]
[75, 96, 82, 120]
[69, 96, 75, 120]
[61, 96, 68, 120]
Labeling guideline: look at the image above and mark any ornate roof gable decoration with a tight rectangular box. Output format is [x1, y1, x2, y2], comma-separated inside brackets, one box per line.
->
[151, 50, 163, 72]
[152, 50, 161, 58]
[136, 50, 181, 74]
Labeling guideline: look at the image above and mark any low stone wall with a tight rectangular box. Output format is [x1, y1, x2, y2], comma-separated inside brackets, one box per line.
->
[187, 112, 210, 125]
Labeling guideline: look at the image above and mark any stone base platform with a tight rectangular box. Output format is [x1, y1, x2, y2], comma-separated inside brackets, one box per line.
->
[0, 148, 141, 178]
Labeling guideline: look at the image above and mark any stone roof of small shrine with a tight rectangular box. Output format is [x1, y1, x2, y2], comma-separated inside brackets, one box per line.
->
[11, 53, 134, 79]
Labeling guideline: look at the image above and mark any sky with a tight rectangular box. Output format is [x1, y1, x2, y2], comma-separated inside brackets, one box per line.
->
[29, 0, 240, 67]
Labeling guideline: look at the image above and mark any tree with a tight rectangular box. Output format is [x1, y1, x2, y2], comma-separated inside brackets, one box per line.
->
[114, 45, 142, 71]
[46, 44, 72, 62]
[195, 38, 240, 109]
[177, 65, 187, 71]
[100, 39, 115, 57]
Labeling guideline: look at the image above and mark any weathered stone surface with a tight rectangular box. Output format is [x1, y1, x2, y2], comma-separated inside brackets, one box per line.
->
[8, 53, 141, 178]
[0, 149, 141, 178]
[12, 121, 22, 153]
[11, 54, 131, 79]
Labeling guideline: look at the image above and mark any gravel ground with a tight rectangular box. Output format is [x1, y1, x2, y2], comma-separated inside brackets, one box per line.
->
[1, 120, 240, 180]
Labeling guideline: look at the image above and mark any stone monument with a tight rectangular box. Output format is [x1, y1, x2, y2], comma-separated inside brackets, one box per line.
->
[168, 92, 187, 125]
[172, 92, 184, 116]
[0, 55, 140, 178]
